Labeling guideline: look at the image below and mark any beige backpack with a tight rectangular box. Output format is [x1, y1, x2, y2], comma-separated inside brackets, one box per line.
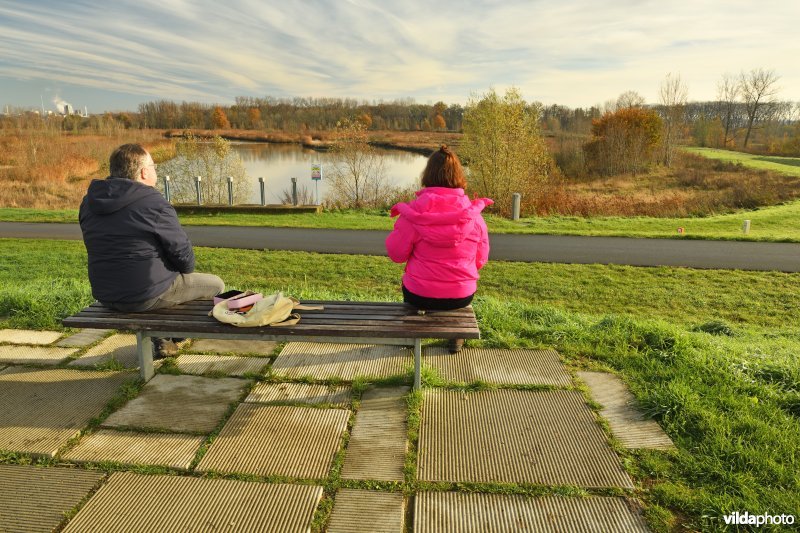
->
[211, 292, 321, 327]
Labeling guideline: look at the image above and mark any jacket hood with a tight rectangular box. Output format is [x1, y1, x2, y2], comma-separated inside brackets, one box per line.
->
[84, 177, 162, 215]
[391, 187, 493, 247]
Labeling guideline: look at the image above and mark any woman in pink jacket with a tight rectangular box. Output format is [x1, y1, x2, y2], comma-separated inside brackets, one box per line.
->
[386, 145, 493, 352]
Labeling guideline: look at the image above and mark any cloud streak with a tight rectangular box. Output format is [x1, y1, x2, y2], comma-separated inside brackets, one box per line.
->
[1, 0, 798, 111]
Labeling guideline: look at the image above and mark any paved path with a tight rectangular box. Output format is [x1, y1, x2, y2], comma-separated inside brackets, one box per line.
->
[2, 221, 799, 272]
[0, 332, 654, 532]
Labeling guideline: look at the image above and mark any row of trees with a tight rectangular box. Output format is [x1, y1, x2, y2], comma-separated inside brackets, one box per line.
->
[137, 97, 461, 132]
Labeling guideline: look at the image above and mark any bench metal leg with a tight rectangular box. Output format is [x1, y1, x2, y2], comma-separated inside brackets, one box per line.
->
[414, 338, 422, 389]
[136, 331, 154, 382]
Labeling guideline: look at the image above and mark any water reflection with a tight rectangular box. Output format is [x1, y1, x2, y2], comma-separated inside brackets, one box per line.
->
[230, 142, 426, 204]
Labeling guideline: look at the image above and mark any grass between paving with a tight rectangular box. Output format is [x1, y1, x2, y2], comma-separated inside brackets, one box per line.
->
[5, 198, 800, 242]
[1, 238, 799, 531]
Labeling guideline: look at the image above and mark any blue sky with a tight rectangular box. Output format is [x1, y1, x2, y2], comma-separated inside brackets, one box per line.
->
[1, 0, 798, 113]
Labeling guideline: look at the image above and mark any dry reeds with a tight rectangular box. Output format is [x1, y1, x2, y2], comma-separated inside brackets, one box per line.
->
[0, 130, 174, 208]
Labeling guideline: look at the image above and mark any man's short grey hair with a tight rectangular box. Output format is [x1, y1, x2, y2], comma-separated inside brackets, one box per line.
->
[109, 143, 148, 180]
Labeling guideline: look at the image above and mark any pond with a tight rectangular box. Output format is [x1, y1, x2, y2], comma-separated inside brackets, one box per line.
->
[232, 142, 428, 204]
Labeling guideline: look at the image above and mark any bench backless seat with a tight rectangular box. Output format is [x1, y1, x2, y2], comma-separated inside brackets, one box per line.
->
[62, 299, 480, 388]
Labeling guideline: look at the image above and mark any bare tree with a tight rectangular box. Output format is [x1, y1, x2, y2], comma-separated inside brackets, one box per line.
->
[716, 74, 741, 147]
[325, 118, 390, 208]
[658, 73, 688, 167]
[739, 68, 780, 148]
[616, 90, 646, 109]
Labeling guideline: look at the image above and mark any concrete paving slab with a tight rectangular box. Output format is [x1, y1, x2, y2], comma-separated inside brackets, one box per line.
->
[56, 329, 112, 348]
[0, 367, 133, 457]
[274, 342, 412, 380]
[197, 403, 349, 479]
[0, 328, 62, 345]
[414, 492, 650, 533]
[247, 382, 350, 407]
[190, 338, 277, 355]
[327, 489, 404, 533]
[102, 374, 249, 433]
[426, 347, 572, 386]
[0, 464, 105, 533]
[342, 387, 408, 482]
[0, 344, 77, 365]
[68, 334, 139, 368]
[417, 389, 633, 488]
[63, 429, 204, 469]
[578, 371, 675, 450]
[177, 353, 269, 376]
[63, 471, 322, 533]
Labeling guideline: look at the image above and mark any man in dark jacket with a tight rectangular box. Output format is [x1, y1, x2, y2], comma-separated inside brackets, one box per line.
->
[80, 143, 224, 354]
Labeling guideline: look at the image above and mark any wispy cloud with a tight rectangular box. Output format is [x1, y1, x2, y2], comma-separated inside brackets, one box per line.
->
[0, 0, 798, 110]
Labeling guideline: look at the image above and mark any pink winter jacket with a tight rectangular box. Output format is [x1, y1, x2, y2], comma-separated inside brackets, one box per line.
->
[386, 187, 493, 299]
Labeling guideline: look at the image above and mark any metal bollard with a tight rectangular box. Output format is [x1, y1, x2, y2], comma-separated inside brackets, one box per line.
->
[511, 193, 521, 221]
[227, 176, 234, 206]
[743, 220, 751, 234]
[163, 175, 171, 202]
[291, 177, 298, 206]
[259, 177, 266, 206]
[195, 176, 202, 205]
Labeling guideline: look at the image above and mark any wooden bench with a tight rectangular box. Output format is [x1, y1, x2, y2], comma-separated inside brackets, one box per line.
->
[62, 300, 480, 388]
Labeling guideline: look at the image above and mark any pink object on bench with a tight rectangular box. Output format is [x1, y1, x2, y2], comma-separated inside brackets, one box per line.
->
[213, 290, 263, 309]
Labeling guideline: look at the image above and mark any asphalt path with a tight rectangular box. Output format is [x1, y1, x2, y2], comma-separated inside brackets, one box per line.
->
[2, 222, 799, 272]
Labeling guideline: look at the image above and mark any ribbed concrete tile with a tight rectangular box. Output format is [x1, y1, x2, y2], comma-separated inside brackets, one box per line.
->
[63, 429, 204, 469]
[274, 342, 411, 380]
[197, 403, 349, 478]
[0, 329, 62, 345]
[426, 347, 571, 386]
[57, 329, 112, 348]
[247, 382, 350, 407]
[0, 367, 133, 456]
[0, 344, 77, 365]
[63, 471, 322, 533]
[418, 389, 633, 488]
[328, 489, 404, 533]
[102, 374, 249, 433]
[177, 353, 269, 376]
[191, 338, 277, 355]
[342, 387, 408, 481]
[0, 464, 105, 533]
[68, 334, 139, 368]
[414, 492, 650, 533]
[578, 372, 675, 450]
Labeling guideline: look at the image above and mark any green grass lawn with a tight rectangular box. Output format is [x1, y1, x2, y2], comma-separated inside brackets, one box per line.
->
[4, 200, 800, 242]
[682, 147, 800, 177]
[1, 238, 798, 531]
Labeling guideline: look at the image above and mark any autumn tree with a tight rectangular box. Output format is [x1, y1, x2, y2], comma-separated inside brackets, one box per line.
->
[433, 114, 446, 130]
[460, 87, 552, 215]
[247, 107, 261, 129]
[212, 106, 230, 129]
[325, 119, 390, 208]
[658, 73, 688, 167]
[739, 68, 780, 148]
[584, 107, 662, 176]
[159, 134, 250, 204]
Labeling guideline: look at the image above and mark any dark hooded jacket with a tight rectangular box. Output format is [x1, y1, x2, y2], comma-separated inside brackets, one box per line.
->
[79, 177, 195, 304]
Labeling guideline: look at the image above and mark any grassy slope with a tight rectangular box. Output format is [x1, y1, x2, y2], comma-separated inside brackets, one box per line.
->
[3, 202, 800, 241]
[682, 147, 800, 177]
[1, 238, 798, 531]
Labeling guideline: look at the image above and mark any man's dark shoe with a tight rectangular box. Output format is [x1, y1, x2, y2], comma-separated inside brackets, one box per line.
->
[448, 338, 464, 354]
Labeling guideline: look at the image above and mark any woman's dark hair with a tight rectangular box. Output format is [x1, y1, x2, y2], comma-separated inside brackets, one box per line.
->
[421, 145, 467, 189]
[109, 143, 148, 180]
